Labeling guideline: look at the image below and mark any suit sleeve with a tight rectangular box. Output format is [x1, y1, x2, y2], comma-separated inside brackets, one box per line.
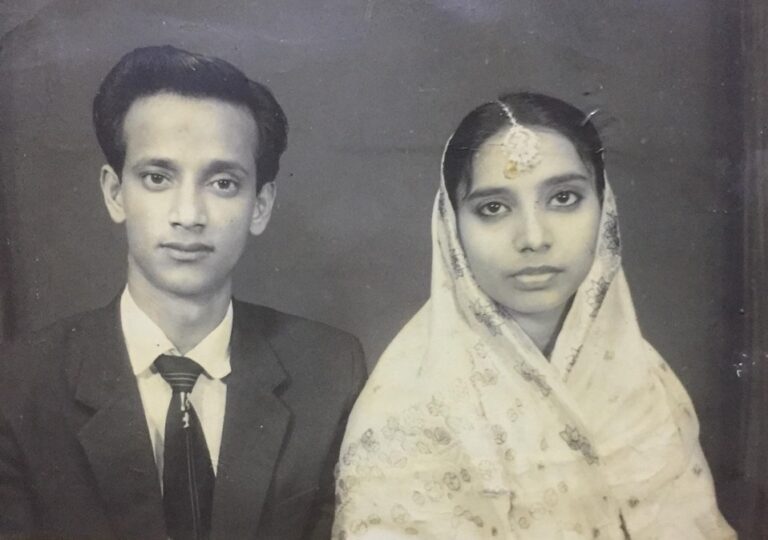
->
[304, 337, 367, 540]
[0, 404, 36, 535]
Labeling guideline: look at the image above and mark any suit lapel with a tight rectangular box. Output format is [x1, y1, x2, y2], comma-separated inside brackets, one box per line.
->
[210, 302, 290, 540]
[73, 298, 166, 540]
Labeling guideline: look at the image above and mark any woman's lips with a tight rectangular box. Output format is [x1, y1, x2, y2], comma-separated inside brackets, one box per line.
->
[508, 266, 563, 290]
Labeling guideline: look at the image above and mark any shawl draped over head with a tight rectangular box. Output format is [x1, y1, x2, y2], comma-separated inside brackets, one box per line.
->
[333, 149, 735, 539]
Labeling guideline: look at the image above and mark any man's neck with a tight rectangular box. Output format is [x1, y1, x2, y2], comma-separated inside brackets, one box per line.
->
[126, 268, 232, 355]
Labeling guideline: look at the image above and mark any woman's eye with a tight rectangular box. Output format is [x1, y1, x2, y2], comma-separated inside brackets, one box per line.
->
[478, 201, 508, 217]
[550, 190, 582, 207]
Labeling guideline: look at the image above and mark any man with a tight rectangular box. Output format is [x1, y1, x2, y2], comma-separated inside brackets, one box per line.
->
[0, 45, 366, 540]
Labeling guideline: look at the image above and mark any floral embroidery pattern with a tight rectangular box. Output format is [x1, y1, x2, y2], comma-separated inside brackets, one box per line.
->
[453, 505, 485, 528]
[444, 471, 462, 491]
[427, 396, 446, 417]
[491, 424, 507, 445]
[472, 341, 490, 358]
[424, 426, 452, 446]
[449, 248, 466, 277]
[559, 425, 599, 465]
[516, 361, 552, 397]
[470, 300, 505, 336]
[563, 346, 583, 376]
[602, 210, 621, 255]
[361, 429, 379, 452]
[470, 368, 499, 386]
[586, 277, 611, 318]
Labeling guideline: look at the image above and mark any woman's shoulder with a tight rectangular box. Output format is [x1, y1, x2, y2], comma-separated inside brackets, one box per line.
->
[348, 304, 432, 416]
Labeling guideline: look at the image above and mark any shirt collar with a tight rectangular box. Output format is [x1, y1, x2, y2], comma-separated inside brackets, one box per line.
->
[120, 287, 233, 380]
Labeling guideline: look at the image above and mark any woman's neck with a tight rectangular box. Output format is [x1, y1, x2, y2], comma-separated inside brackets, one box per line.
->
[509, 301, 571, 358]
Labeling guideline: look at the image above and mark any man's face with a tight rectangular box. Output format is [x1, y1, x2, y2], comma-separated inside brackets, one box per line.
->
[100, 92, 274, 299]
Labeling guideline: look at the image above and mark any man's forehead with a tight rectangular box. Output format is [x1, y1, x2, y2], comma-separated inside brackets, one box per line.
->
[122, 93, 258, 145]
[124, 92, 254, 126]
[120, 92, 259, 169]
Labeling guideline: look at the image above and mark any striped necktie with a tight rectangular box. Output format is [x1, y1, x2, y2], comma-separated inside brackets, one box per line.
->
[154, 354, 215, 540]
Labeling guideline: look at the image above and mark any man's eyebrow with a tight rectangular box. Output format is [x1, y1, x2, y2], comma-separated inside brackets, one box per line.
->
[130, 158, 179, 173]
[129, 159, 252, 177]
[201, 160, 251, 177]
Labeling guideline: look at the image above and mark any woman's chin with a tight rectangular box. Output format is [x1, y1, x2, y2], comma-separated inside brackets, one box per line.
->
[495, 290, 571, 320]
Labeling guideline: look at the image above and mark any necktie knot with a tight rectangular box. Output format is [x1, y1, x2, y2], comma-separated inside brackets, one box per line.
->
[155, 355, 204, 394]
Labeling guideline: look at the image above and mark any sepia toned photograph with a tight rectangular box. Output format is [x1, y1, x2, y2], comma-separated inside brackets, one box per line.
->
[0, 1, 765, 538]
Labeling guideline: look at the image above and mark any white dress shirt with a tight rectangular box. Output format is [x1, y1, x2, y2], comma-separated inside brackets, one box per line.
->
[120, 287, 232, 484]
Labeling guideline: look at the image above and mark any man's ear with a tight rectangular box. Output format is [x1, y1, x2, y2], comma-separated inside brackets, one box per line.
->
[100, 165, 126, 224]
[250, 181, 276, 236]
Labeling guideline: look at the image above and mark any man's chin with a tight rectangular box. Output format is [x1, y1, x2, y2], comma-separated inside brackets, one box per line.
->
[145, 273, 227, 300]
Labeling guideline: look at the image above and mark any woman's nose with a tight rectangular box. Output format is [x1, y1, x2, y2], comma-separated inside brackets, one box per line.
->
[514, 208, 551, 252]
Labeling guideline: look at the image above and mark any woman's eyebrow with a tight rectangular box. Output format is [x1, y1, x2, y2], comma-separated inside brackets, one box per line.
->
[463, 186, 513, 202]
[541, 173, 591, 188]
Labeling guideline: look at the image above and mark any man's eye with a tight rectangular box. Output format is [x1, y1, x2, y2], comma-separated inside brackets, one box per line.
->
[478, 201, 508, 216]
[213, 179, 237, 191]
[141, 173, 169, 188]
[550, 190, 582, 207]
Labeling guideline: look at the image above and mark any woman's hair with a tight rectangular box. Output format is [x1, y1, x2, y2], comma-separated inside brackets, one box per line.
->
[442, 92, 605, 207]
[93, 45, 288, 190]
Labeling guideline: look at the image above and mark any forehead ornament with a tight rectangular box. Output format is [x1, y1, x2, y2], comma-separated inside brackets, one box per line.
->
[498, 102, 541, 179]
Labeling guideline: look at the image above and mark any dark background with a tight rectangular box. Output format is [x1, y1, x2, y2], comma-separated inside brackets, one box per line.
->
[0, 0, 745, 530]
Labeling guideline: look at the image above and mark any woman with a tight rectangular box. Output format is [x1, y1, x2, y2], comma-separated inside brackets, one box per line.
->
[333, 93, 734, 539]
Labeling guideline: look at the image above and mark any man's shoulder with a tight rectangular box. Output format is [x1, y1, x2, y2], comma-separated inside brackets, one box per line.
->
[234, 300, 360, 349]
[0, 301, 118, 388]
[2, 301, 116, 354]
[232, 299, 365, 374]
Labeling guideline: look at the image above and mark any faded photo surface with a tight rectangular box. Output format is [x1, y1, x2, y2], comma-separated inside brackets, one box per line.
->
[0, 0, 755, 537]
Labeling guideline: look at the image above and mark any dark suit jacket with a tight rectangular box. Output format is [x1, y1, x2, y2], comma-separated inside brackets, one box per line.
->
[0, 297, 366, 539]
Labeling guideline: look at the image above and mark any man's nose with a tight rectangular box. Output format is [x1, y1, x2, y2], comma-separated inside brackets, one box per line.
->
[169, 183, 207, 230]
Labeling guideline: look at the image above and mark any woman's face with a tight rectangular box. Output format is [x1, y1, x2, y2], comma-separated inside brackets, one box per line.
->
[456, 127, 601, 320]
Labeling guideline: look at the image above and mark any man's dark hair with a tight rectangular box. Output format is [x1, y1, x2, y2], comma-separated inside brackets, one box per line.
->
[443, 92, 605, 207]
[93, 45, 288, 189]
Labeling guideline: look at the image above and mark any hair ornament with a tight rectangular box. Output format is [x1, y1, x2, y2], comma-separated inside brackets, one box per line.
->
[581, 108, 600, 126]
[498, 101, 541, 179]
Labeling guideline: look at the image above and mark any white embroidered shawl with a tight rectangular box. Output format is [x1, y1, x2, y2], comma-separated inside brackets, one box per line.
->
[333, 173, 735, 539]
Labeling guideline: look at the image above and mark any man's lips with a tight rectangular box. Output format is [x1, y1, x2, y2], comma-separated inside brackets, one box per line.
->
[160, 242, 214, 253]
[160, 242, 214, 261]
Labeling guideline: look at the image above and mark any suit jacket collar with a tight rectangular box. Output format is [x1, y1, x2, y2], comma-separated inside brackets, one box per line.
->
[210, 300, 290, 539]
[73, 296, 167, 540]
[73, 296, 291, 540]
